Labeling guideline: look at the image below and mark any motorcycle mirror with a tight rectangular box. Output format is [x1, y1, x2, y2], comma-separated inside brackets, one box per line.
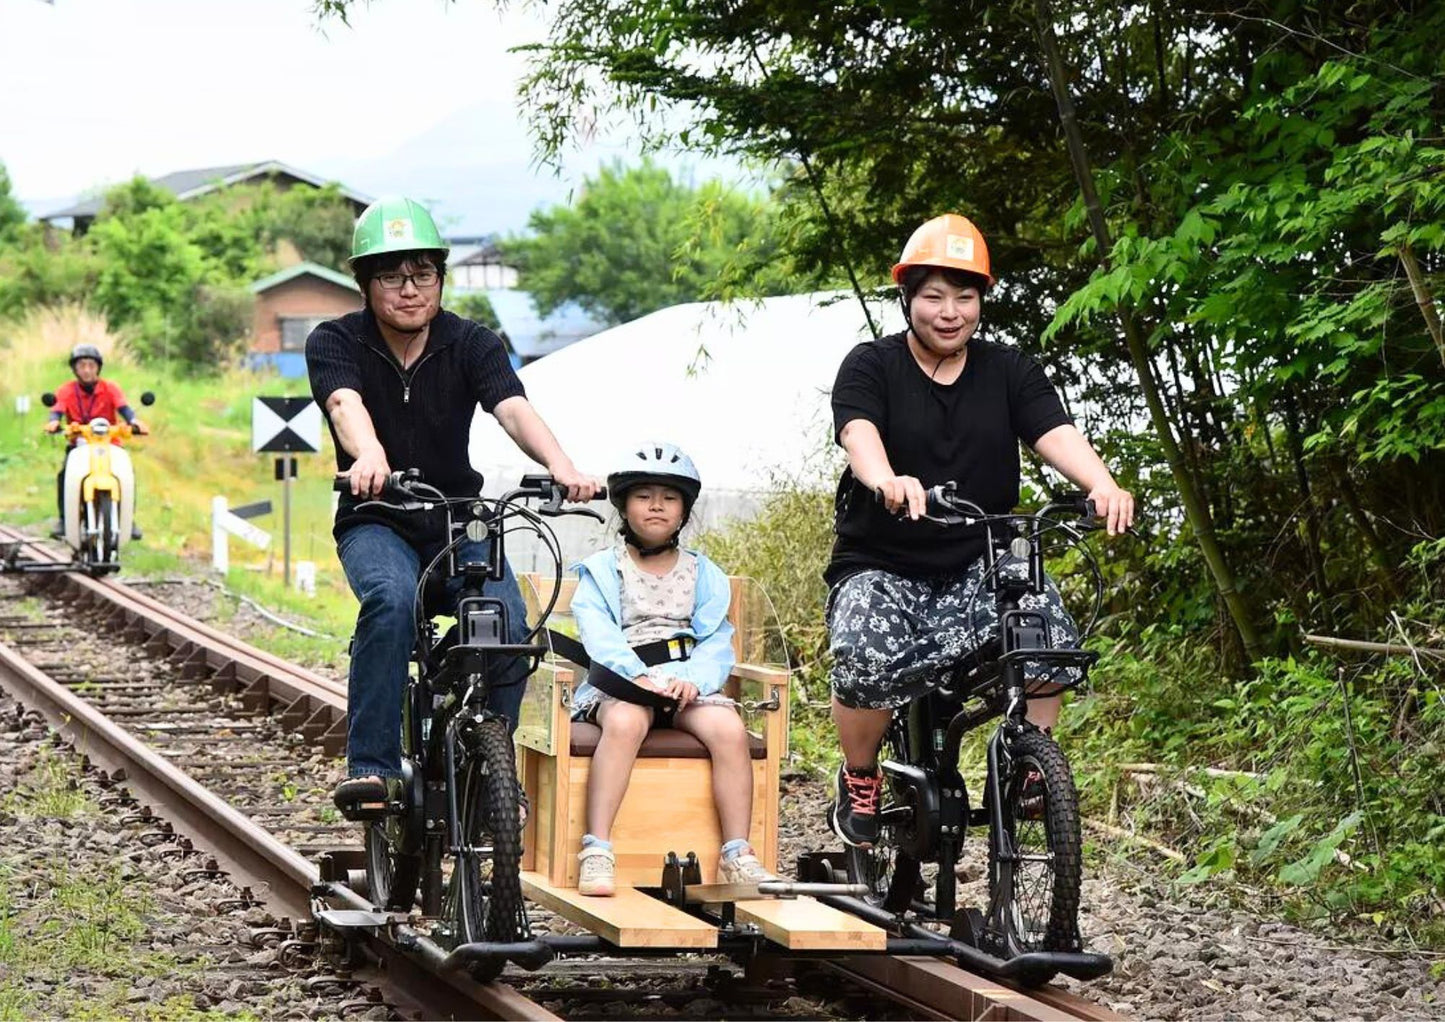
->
[140, 392, 156, 406]
[41, 392, 56, 407]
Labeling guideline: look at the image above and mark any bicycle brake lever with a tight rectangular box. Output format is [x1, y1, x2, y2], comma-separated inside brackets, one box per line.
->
[537, 484, 566, 516]
[355, 498, 435, 514]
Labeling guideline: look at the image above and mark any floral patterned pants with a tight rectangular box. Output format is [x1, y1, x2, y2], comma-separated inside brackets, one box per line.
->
[827, 560, 1080, 710]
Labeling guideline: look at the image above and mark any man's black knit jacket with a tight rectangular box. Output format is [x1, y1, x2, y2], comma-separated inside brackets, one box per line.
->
[306, 308, 524, 544]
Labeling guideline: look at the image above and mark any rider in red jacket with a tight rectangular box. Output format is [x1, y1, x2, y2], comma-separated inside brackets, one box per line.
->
[44, 345, 147, 539]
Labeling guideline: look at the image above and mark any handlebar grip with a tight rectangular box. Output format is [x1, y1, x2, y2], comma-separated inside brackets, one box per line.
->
[334, 469, 418, 495]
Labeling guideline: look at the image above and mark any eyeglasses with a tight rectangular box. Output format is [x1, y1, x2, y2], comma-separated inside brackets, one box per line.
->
[374, 269, 441, 290]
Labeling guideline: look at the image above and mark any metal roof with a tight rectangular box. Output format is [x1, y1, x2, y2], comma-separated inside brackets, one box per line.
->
[250, 261, 360, 295]
[41, 160, 373, 221]
[481, 289, 607, 359]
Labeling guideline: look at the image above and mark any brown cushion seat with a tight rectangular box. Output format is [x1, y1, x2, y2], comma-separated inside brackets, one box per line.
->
[569, 721, 766, 759]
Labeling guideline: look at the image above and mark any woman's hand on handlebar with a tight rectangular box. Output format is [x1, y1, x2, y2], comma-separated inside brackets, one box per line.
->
[550, 462, 602, 503]
[875, 475, 928, 520]
[345, 445, 393, 498]
[1087, 483, 1135, 536]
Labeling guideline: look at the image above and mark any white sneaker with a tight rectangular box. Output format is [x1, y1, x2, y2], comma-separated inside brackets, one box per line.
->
[717, 852, 780, 885]
[578, 846, 615, 897]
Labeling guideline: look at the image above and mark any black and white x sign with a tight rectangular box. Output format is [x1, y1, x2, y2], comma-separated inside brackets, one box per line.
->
[252, 396, 322, 453]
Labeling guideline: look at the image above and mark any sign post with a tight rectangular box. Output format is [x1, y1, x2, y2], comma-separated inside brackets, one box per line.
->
[252, 397, 322, 587]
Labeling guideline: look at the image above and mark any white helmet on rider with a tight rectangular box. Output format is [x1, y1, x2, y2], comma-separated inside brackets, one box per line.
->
[607, 444, 702, 554]
[608, 442, 702, 511]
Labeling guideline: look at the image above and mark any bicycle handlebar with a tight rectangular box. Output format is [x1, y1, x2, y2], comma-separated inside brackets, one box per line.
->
[334, 470, 609, 520]
[912, 483, 1100, 530]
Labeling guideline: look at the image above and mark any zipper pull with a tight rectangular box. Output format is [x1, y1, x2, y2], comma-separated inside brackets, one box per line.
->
[403, 381, 411, 404]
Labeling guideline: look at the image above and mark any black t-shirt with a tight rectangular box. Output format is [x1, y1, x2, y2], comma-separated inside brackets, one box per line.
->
[825, 332, 1072, 587]
[306, 308, 525, 545]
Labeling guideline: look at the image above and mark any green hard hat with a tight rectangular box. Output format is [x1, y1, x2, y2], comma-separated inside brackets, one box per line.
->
[349, 196, 450, 264]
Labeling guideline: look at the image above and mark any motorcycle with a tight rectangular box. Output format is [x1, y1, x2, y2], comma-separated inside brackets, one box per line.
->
[41, 390, 155, 575]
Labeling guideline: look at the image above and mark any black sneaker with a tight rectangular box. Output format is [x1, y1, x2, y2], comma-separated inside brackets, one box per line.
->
[130, 523, 143, 541]
[829, 763, 882, 848]
[332, 776, 392, 820]
[50, 520, 65, 540]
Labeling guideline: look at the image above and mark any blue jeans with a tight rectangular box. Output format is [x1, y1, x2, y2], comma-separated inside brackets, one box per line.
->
[336, 523, 531, 779]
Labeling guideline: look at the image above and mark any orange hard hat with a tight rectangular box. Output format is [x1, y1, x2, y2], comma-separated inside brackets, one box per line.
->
[891, 213, 994, 287]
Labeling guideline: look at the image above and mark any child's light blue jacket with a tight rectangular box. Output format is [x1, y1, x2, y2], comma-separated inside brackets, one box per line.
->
[569, 546, 736, 708]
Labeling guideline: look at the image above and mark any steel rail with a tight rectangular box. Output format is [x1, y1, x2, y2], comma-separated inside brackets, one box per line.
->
[0, 570, 556, 1021]
[822, 955, 1122, 1022]
[0, 526, 350, 752]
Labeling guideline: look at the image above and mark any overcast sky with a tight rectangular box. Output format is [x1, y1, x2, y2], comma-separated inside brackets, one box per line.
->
[0, 0, 740, 234]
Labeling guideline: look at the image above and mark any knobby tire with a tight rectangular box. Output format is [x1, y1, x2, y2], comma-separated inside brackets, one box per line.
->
[443, 717, 526, 982]
[988, 727, 1083, 955]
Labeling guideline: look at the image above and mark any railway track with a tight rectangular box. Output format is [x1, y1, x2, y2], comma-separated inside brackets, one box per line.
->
[0, 524, 1120, 1021]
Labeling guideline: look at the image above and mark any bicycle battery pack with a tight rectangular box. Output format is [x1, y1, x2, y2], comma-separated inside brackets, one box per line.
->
[1001, 609, 1050, 651]
[457, 594, 506, 647]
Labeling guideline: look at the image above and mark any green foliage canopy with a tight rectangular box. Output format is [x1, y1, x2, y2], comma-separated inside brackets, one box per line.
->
[503, 159, 801, 324]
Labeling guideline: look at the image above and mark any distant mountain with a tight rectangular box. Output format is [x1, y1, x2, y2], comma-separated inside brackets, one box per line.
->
[308, 100, 754, 237]
[19, 100, 756, 238]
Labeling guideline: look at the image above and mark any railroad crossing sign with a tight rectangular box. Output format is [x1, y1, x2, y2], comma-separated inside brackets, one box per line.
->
[252, 397, 322, 454]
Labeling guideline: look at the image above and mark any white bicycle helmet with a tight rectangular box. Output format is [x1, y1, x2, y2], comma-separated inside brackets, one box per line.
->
[607, 442, 702, 513]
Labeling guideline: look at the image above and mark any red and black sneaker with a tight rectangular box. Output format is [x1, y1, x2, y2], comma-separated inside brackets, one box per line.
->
[829, 763, 883, 848]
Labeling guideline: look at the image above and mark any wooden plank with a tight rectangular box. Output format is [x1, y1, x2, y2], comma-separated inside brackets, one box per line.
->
[731, 896, 887, 951]
[521, 871, 718, 948]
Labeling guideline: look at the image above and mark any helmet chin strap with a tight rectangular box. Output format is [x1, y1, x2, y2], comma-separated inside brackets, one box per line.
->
[622, 522, 680, 557]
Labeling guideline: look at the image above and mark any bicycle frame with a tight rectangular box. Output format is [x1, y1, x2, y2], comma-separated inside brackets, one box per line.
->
[875, 492, 1101, 924]
[349, 471, 594, 918]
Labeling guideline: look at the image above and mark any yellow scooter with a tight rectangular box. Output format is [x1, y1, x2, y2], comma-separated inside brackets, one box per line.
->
[41, 391, 154, 575]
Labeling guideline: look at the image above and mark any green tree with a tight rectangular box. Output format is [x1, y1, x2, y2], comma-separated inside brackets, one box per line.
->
[0, 161, 25, 246]
[448, 290, 501, 331]
[503, 159, 795, 324]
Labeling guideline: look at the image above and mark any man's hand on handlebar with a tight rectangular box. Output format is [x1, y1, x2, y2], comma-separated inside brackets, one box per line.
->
[130, 419, 148, 435]
[344, 444, 393, 499]
[43, 420, 61, 435]
[549, 462, 601, 503]
[875, 475, 928, 520]
[1087, 483, 1135, 536]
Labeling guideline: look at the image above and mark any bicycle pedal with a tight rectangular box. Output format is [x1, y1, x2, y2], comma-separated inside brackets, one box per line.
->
[336, 798, 402, 822]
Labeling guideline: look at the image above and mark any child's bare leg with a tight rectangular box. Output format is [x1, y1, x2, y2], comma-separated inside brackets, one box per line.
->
[586, 699, 653, 840]
[674, 704, 752, 841]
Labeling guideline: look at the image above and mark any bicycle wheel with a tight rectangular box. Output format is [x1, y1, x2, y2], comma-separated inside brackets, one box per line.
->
[987, 727, 1083, 955]
[440, 718, 526, 982]
[364, 810, 421, 911]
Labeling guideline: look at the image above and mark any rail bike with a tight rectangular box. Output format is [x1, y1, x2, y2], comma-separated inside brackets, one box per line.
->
[314, 477, 1118, 990]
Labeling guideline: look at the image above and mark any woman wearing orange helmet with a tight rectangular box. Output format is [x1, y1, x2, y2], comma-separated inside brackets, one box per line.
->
[824, 214, 1135, 849]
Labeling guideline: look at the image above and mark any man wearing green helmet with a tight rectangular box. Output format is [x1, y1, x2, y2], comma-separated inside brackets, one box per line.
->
[306, 196, 600, 810]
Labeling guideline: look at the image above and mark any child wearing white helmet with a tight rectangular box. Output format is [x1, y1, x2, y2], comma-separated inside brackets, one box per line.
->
[566, 442, 778, 896]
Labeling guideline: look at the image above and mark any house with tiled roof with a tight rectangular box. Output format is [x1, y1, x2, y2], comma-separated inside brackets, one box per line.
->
[41, 159, 371, 235]
[248, 261, 363, 378]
